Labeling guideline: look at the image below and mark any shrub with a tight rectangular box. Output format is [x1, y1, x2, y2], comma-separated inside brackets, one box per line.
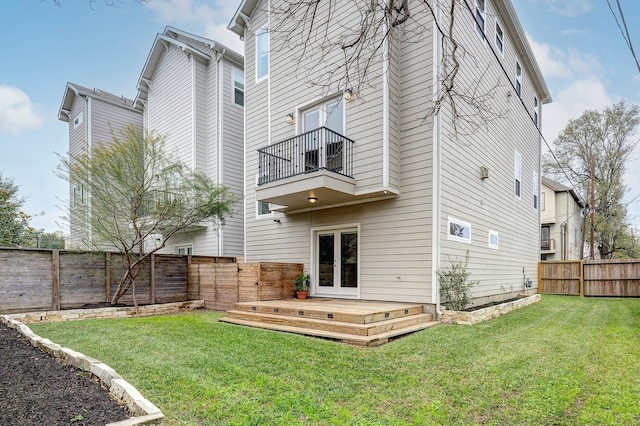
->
[437, 251, 479, 311]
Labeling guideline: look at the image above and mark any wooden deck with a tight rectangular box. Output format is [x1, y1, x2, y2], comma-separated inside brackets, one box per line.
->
[219, 298, 439, 346]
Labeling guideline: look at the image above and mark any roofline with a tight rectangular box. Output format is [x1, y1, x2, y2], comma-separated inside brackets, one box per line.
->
[542, 177, 585, 208]
[228, 0, 258, 37]
[58, 82, 140, 122]
[165, 26, 243, 65]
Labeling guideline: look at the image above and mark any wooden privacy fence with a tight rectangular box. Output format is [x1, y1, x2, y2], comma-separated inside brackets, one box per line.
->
[0, 248, 302, 314]
[539, 259, 640, 297]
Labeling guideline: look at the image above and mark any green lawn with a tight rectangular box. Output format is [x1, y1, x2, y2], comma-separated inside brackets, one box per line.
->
[30, 295, 640, 425]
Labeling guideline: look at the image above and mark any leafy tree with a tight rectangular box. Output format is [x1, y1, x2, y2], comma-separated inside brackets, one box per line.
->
[0, 172, 34, 247]
[30, 230, 66, 249]
[437, 251, 478, 311]
[544, 101, 640, 259]
[57, 125, 237, 305]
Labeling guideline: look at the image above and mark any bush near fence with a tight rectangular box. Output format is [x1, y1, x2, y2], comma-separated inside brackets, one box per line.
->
[539, 259, 640, 297]
[0, 248, 302, 314]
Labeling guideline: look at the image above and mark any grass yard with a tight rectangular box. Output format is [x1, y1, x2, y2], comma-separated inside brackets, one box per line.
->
[30, 295, 640, 425]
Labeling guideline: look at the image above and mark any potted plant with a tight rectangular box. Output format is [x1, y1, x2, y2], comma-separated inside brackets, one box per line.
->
[293, 274, 310, 299]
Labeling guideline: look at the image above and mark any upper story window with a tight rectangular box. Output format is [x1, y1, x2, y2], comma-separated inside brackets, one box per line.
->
[233, 68, 244, 106]
[256, 27, 269, 81]
[474, 0, 486, 38]
[533, 96, 539, 127]
[514, 151, 522, 199]
[495, 20, 504, 55]
[73, 112, 83, 129]
[515, 61, 522, 97]
[541, 192, 546, 211]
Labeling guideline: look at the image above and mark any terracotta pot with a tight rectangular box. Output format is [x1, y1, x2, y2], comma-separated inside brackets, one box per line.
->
[296, 291, 308, 299]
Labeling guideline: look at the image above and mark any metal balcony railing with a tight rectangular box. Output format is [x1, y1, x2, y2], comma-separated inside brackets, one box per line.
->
[257, 127, 354, 185]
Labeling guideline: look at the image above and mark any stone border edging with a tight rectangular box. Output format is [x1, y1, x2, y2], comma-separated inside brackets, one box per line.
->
[440, 294, 541, 325]
[7, 300, 205, 324]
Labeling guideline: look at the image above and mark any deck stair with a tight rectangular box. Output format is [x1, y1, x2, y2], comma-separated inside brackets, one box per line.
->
[219, 298, 439, 346]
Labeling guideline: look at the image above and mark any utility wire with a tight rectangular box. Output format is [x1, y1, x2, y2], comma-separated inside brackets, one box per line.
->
[606, 0, 640, 74]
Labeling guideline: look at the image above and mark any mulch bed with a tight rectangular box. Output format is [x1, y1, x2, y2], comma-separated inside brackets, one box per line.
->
[0, 322, 130, 425]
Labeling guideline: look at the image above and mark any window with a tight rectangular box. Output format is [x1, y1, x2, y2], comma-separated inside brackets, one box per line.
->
[73, 112, 83, 129]
[72, 185, 78, 208]
[533, 96, 539, 127]
[515, 61, 522, 97]
[514, 151, 521, 199]
[448, 217, 471, 243]
[541, 226, 550, 250]
[257, 201, 272, 217]
[541, 192, 546, 211]
[233, 68, 244, 106]
[175, 245, 193, 255]
[301, 97, 345, 172]
[474, 0, 486, 37]
[488, 230, 499, 249]
[256, 27, 269, 81]
[533, 171, 539, 210]
[495, 20, 504, 55]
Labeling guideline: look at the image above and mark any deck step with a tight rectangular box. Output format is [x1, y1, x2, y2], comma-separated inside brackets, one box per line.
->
[223, 310, 435, 337]
[219, 316, 440, 346]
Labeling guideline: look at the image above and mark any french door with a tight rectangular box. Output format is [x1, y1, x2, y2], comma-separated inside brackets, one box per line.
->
[314, 228, 358, 297]
[300, 98, 345, 172]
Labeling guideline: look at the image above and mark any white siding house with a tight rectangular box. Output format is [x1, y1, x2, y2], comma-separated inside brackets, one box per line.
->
[58, 82, 143, 249]
[135, 27, 245, 256]
[541, 177, 585, 261]
[230, 0, 551, 310]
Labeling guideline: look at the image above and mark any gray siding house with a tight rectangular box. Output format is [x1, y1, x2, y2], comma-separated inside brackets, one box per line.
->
[135, 27, 245, 257]
[58, 82, 143, 249]
[541, 177, 584, 260]
[230, 0, 550, 311]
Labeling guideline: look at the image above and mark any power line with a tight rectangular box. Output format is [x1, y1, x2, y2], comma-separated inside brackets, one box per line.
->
[606, 0, 640, 74]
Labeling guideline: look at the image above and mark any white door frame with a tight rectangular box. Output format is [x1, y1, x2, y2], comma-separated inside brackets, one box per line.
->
[310, 223, 360, 298]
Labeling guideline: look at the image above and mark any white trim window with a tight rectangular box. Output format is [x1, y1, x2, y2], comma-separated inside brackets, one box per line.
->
[232, 68, 244, 106]
[541, 191, 546, 211]
[72, 185, 79, 208]
[256, 27, 269, 81]
[514, 151, 522, 199]
[533, 171, 539, 211]
[488, 230, 499, 249]
[474, 0, 486, 38]
[515, 61, 522, 97]
[495, 20, 504, 55]
[257, 201, 272, 218]
[533, 96, 539, 127]
[448, 217, 471, 243]
[73, 112, 83, 129]
[175, 244, 193, 255]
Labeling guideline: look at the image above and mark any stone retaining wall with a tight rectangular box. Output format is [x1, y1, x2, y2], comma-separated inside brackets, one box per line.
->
[8, 300, 205, 324]
[440, 294, 541, 325]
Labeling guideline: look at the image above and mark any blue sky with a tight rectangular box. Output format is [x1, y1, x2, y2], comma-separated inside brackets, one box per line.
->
[1, 0, 639, 233]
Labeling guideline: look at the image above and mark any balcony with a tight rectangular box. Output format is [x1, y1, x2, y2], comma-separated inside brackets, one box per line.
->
[256, 127, 360, 212]
[541, 239, 555, 251]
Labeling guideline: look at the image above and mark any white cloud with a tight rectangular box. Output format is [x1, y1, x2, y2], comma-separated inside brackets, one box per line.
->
[144, 0, 243, 52]
[542, 77, 612, 143]
[533, 0, 593, 17]
[527, 35, 573, 79]
[0, 85, 42, 135]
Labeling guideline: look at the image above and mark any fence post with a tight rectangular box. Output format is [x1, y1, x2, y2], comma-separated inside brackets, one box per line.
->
[579, 260, 585, 298]
[52, 250, 60, 310]
[150, 254, 156, 304]
[538, 261, 543, 293]
[105, 252, 111, 302]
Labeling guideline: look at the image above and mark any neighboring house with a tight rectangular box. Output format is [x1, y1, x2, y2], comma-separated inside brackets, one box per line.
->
[134, 27, 245, 257]
[541, 177, 584, 261]
[229, 0, 550, 310]
[58, 82, 143, 249]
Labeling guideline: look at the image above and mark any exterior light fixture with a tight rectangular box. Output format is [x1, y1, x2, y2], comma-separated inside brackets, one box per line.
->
[286, 113, 295, 125]
[344, 89, 354, 101]
[308, 197, 318, 204]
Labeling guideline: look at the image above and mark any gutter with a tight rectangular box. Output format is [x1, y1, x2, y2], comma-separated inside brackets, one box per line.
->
[217, 48, 226, 256]
[432, 2, 443, 318]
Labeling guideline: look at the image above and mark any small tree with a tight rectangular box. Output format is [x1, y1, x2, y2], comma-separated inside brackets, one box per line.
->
[437, 251, 478, 311]
[0, 172, 34, 247]
[57, 125, 237, 305]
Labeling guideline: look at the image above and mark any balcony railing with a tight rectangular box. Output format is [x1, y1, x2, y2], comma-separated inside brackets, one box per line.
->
[258, 127, 354, 185]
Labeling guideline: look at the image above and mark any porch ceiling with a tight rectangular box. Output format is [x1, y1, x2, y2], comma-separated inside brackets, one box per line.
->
[256, 170, 357, 212]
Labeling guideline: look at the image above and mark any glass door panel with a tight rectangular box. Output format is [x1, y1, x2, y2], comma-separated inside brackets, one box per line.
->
[340, 231, 357, 288]
[318, 233, 335, 287]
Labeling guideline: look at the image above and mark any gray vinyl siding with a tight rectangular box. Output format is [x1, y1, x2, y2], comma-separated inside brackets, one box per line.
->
[68, 96, 88, 249]
[145, 44, 194, 167]
[90, 98, 142, 147]
[194, 59, 208, 174]
[437, 1, 541, 301]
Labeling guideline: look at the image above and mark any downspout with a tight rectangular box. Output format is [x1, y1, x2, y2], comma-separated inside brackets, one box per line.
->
[191, 56, 197, 171]
[431, 2, 443, 318]
[243, 26, 248, 261]
[217, 49, 226, 256]
[382, 4, 390, 189]
[86, 96, 92, 245]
